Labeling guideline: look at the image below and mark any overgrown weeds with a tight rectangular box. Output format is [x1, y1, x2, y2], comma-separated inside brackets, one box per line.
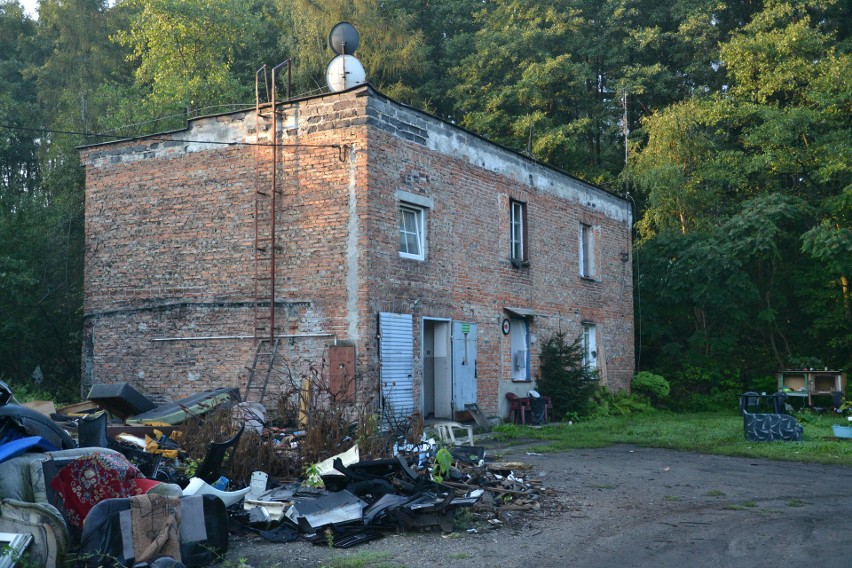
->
[178, 354, 403, 484]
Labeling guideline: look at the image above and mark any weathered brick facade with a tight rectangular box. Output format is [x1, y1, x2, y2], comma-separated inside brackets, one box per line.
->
[81, 85, 634, 420]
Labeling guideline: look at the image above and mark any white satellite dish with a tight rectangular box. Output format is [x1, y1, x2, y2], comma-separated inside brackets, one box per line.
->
[325, 54, 366, 92]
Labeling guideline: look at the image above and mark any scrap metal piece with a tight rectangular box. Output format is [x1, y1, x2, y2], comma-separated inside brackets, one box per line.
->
[285, 490, 367, 531]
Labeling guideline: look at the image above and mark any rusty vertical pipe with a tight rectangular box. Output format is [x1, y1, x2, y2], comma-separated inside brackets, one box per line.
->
[269, 66, 278, 344]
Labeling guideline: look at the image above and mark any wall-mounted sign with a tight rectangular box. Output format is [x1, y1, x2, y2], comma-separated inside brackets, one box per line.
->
[502, 319, 511, 335]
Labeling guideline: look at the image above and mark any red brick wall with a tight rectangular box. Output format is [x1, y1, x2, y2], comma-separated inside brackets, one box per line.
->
[359, 106, 634, 417]
[81, 87, 633, 418]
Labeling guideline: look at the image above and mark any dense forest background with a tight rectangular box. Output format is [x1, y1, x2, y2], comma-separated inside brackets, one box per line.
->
[1, 0, 849, 404]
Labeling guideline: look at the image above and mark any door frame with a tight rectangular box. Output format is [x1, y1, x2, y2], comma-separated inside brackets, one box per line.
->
[421, 317, 452, 418]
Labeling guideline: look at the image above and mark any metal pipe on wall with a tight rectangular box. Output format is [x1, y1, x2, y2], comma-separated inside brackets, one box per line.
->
[151, 333, 335, 342]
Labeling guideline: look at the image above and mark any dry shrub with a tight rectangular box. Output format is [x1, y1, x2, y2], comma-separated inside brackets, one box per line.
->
[178, 403, 297, 485]
[176, 353, 408, 484]
[228, 430, 301, 483]
[272, 355, 392, 465]
[179, 404, 239, 459]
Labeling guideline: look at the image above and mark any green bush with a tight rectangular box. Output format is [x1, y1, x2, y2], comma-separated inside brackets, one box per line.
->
[632, 371, 670, 405]
[588, 387, 653, 418]
[536, 331, 599, 418]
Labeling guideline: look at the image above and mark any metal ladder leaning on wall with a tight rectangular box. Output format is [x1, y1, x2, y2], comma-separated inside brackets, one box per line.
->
[245, 338, 279, 403]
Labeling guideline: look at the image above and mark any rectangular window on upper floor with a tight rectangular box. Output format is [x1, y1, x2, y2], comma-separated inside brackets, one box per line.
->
[511, 199, 528, 265]
[399, 203, 426, 260]
[580, 223, 595, 278]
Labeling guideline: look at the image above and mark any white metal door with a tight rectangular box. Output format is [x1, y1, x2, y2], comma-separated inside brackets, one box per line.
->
[452, 321, 477, 415]
[379, 312, 414, 421]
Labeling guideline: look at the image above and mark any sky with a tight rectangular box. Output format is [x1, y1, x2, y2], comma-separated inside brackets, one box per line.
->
[16, 0, 117, 18]
[18, 0, 38, 18]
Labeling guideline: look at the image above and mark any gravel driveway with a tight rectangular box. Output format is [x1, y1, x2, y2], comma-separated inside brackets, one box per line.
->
[228, 439, 852, 567]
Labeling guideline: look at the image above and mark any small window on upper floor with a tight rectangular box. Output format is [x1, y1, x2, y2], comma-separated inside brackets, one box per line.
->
[580, 223, 595, 278]
[399, 203, 426, 260]
[510, 199, 527, 264]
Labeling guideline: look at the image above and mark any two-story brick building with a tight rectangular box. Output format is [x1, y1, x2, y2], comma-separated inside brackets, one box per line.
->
[80, 84, 634, 421]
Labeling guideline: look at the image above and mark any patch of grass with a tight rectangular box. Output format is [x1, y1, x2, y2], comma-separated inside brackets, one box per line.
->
[322, 552, 405, 568]
[724, 501, 757, 511]
[664, 495, 680, 501]
[494, 412, 852, 466]
[448, 553, 471, 560]
[787, 498, 806, 507]
[590, 484, 617, 489]
[706, 489, 726, 497]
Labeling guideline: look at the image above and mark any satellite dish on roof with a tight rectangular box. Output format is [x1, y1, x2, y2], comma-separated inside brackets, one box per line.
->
[329, 22, 360, 55]
[326, 54, 366, 92]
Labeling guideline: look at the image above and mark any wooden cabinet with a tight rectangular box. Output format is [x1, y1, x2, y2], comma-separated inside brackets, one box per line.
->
[777, 370, 847, 406]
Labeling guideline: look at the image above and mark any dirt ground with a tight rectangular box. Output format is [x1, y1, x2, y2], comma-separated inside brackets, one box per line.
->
[227, 438, 852, 568]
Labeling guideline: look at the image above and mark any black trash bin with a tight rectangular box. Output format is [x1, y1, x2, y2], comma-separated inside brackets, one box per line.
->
[528, 391, 547, 426]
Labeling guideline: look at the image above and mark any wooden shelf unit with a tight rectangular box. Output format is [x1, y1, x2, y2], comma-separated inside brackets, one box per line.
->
[777, 370, 847, 406]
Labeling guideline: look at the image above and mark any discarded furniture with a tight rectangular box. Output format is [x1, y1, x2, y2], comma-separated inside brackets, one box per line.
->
[78, 493, 228, 567]
[87, 383, 156, 421]
[432, 421, 474, 446]
[505, 392, 531, 424]
[777, 369, 846, 407]
[48, 451, 152, 529]
[0, 499, 67, 568]
[77, 411, 109, 448]
[0, 405, 75, 450]
[739, 393, 803, 441]
[194, 423, 245, 485]
[0, 447, 140, 567]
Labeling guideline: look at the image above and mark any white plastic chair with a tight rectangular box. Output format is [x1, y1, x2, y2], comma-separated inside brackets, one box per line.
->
[432, 421, 474, 446]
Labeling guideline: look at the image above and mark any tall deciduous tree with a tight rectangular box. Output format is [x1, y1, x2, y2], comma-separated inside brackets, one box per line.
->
[632, 0, 851, 381]
[115, 0, 277, 121]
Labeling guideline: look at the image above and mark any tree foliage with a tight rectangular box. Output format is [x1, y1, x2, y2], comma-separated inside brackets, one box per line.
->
[632, 0, 851, 386]
[0, 0, 849, 401]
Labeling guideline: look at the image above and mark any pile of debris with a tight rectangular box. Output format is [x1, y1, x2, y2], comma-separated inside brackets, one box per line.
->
[0, 380, 544, 567]
[230, 442, 543, 549]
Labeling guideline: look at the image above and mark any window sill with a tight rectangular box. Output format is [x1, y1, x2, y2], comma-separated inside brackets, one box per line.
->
[511, 379, 533, 383]
[399, 253, 426, 262]
[510, 258, 530, 269]
[579, 275, 597, 282]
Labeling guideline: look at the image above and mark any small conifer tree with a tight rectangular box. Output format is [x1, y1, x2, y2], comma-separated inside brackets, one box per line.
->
[537, 331, 599, 419]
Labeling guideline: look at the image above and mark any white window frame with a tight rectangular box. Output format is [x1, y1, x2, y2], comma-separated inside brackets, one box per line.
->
[510, 200, 526, 262]
[580, 223, 595, 278]
[399, 203, 426, 260]
[583, 323, 598, 369]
